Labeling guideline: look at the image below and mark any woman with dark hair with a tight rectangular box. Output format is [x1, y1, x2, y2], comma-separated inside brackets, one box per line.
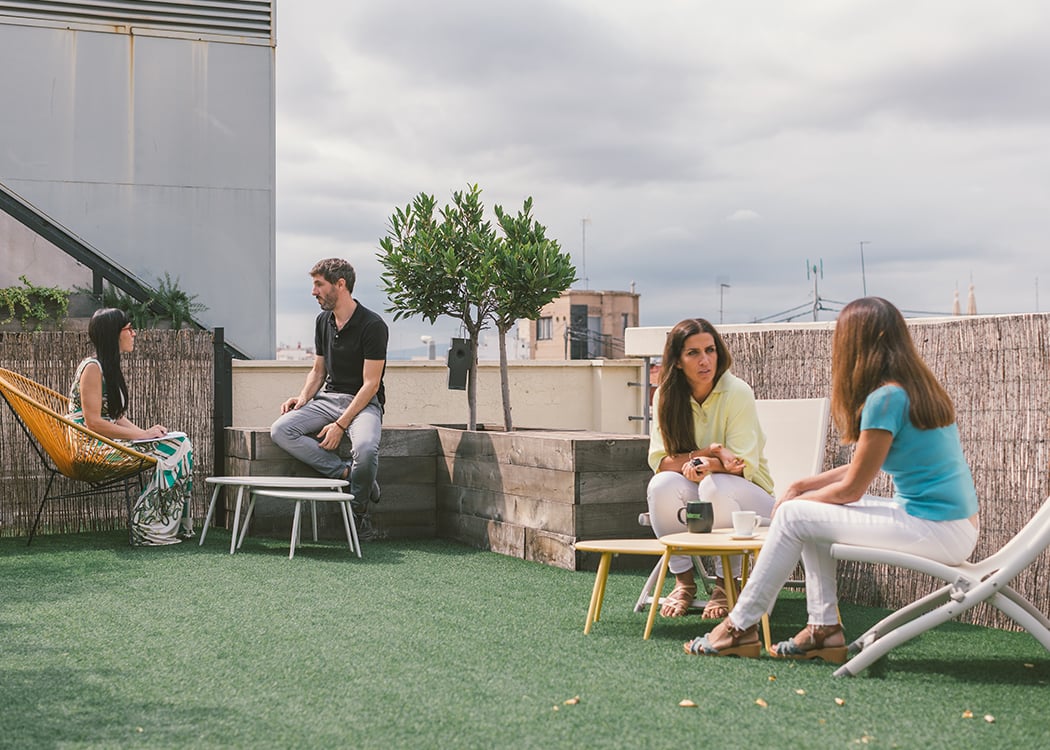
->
[647, 318, 775, 618]
[68, 308, 194, 545]
[685, 297, 979, 660]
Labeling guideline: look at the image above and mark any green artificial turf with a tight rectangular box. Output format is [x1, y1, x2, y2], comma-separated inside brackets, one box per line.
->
[1, 531, 1048, 749]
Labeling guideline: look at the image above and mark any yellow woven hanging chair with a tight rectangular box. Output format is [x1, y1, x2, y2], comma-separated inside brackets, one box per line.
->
[0, 367, 157, 543]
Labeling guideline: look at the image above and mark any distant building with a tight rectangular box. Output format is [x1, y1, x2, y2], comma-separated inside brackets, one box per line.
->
[276, 343, 314, 361]
[519, 289, 640, 360]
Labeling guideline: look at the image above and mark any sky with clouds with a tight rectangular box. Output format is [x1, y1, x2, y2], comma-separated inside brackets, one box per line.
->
[274, 0, 1050, 357]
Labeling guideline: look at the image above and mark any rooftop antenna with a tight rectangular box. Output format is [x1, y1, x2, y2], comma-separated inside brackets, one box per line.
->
[806, 259, 824, 321]
[580, 218, 591, 289]
[717, 277, 731, 323]
[858, 241, 871, 296]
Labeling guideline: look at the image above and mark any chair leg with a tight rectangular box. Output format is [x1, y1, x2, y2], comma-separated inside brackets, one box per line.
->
[123, 477, 135, 546]
[990, 592, 1050, 651]
[27, 473, 58, 546]
[846, 585, 952, 653]
[634, 556, 710, 613]
[634, 561, 664, 613]
[835, 599, 964, 677]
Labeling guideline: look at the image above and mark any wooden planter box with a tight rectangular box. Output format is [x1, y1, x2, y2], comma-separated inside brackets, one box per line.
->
[223, 425, 651, 570]
[433, 426, 650, 570]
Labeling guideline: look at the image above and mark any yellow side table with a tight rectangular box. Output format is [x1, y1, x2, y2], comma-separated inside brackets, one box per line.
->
[574, 538, 670, 634]
[646, 530, 771, 652]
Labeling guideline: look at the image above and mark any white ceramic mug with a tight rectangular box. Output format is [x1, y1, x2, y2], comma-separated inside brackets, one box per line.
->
[732, 510, 760, 537]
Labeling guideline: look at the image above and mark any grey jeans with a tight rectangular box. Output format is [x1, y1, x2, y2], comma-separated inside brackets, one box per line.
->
[270, 391, 383, 511]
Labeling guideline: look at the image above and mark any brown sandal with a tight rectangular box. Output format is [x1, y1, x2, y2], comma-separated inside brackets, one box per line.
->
[659, 583, 697, 618]
[701, 585, 729, 619]
[770, 624, 847, 664]
[684, 620, 761, 658]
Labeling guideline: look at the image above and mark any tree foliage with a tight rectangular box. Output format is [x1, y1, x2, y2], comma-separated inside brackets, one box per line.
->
[378, 185, 576, 430]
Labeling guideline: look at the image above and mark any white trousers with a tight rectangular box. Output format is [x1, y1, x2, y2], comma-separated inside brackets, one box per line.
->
[647, 471, 775, 577]
[728, 495, 979, 629]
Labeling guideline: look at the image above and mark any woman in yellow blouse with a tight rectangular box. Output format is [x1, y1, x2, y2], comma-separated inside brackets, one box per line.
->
[647, 318, 774, 618]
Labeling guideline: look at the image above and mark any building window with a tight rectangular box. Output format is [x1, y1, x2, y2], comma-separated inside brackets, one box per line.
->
[537, 317, 553, 340]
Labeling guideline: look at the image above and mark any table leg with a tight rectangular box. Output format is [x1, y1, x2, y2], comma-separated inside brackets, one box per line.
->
[584, 552, 612, 634]
[199, 485, 222, 546]
[643, 550, 672, 640]
[290, 500, 302, 559]
[236, 491, 257, 550]
[721, 555, 737, 608]
[338, 501, 353, 551]
[344, 502, 361, 557]
[230, 487, 247, 554]
[594, 554, 612, 623]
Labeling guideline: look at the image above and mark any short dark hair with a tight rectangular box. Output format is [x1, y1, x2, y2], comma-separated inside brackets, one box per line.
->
[310, 258, 356, 293]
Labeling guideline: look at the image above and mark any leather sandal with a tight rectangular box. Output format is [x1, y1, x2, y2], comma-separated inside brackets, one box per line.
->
[770, 624, 847, 664]
[684, 620, 761, 658]
[701, 585, 729, 619]
[659, 583, 697, 617]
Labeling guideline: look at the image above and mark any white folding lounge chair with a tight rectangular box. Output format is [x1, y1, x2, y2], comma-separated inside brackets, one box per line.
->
[635, 397, 830, 612]
[830, 495, 1050, 677]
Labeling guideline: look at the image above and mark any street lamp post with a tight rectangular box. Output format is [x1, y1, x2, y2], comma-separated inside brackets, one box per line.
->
[719, 283, 730, 323]
[859, 241, 871, 296]
[581, 218, 591, 290]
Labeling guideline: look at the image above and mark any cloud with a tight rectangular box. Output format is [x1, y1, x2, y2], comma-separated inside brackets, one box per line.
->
[727, 209, 761, 223]
[274, 1, 1050, 351]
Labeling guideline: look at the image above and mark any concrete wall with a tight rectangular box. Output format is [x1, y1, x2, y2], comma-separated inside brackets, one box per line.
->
[232, 358, 649, 435]
[0, 11, 276, 358]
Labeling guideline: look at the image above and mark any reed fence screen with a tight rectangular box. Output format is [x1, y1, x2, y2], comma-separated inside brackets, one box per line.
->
[0, 330, 215, 538]
[2, 317, 1048, 632]
[725, 313, 1049, 630]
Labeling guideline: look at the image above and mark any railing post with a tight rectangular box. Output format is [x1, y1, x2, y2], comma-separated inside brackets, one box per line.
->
[212, 328, 233, 519]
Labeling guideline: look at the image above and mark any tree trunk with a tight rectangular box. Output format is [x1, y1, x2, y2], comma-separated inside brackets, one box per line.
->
[466, 334, 478, 430]
[498, 328, 512, 431]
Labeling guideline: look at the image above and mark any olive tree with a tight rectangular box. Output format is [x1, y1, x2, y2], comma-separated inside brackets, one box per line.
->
[491, 198, 576, 430]
[378, 185, 575, 431]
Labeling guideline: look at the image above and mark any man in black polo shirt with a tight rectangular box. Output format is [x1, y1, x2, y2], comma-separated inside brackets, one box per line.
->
[271, 258, 388, 538]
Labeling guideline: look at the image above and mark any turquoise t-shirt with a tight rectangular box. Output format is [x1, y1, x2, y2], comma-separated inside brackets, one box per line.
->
[860, 384, 978, 521]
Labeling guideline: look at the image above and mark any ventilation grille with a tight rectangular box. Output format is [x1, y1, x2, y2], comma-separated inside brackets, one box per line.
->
[0, 1, 272, 40]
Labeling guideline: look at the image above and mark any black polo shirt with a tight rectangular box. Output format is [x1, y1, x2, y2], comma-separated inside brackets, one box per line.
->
[314, 303, 388, 406]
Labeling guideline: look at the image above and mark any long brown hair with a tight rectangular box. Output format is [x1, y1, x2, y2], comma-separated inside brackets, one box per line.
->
[831, 297, 954, 443]
[657, 318, 732, 455]
[87, 307, 131, 419]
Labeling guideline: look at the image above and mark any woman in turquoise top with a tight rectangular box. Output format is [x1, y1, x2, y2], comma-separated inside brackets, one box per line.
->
[684, 297, 979, 661]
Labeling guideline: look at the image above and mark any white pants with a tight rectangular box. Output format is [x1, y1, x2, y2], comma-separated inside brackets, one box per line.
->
[647, 472, 775, 577]
[728, 495, 979, 629]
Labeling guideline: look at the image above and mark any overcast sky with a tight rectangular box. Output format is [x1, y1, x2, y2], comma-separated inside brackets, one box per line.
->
[274, 0, 1050, 357]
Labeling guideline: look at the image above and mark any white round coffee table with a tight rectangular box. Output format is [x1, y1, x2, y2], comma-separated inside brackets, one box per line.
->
[202, 476, 348, 553]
